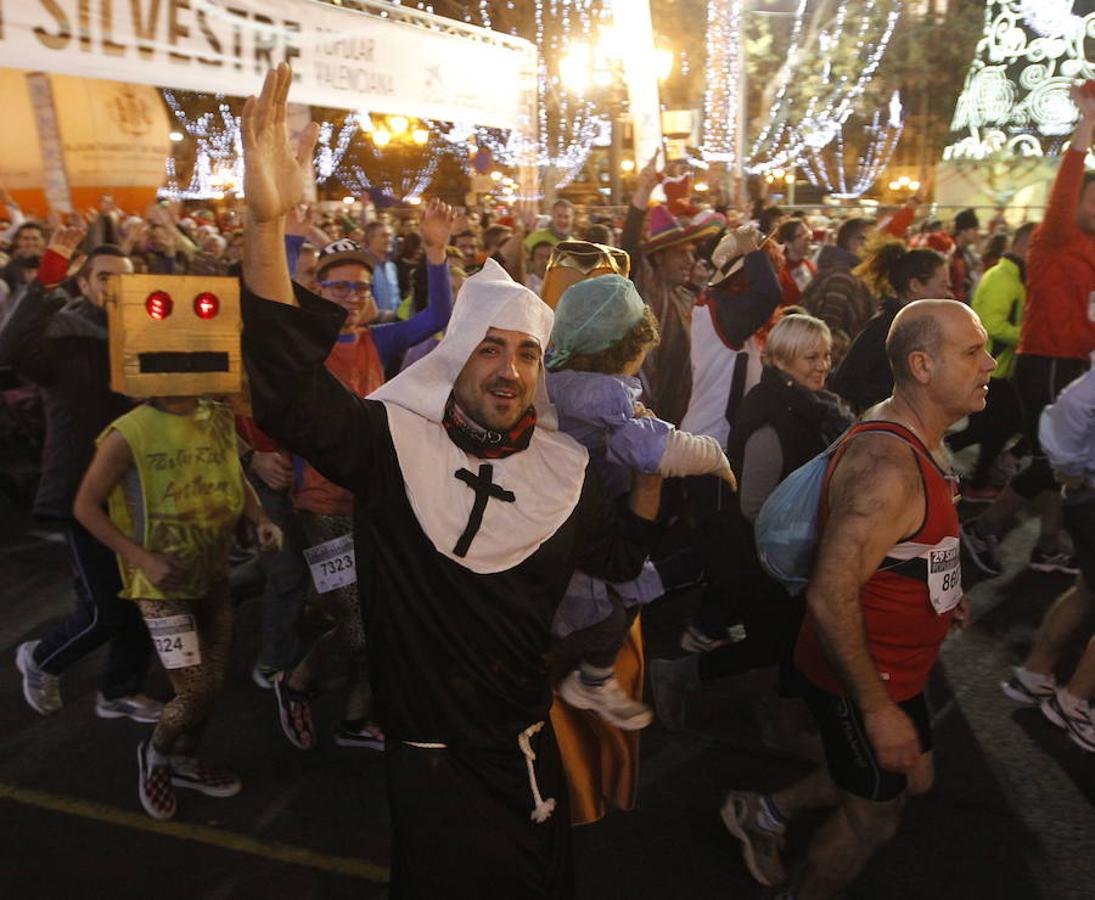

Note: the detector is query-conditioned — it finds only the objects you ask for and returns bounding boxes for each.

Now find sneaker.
[251,663,280,690]
[558,672,653,731]
[720,790,787,887]
[960,522,1002,577]
[334,722,386,750]
[170,758,242,797]
[95,693,163,723]
[273,672,316,750]
[137,741,176,820]
[15,641,62,716]
[1040,690,1095,753]
[1000,668,1056,706]
[1029,547,1081,575]
[649,656,697,733]
[679,624,731,654]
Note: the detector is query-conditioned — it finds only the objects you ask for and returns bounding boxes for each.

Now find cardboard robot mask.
[106,274,242,398]
[539,241,630,310]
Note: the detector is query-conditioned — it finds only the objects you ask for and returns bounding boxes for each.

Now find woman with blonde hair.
[651,313,853,732]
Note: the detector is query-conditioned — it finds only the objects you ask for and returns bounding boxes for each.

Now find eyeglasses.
[319,280,373,299]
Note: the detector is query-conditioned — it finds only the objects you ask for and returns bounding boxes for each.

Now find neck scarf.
[442,393,537,459]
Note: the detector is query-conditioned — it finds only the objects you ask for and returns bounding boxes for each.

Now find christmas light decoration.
[428,0,610,192]
[160,90,244,200]
[801,91,905,198]
[701,0,744,165]
[944,0,1094,162]
[746,0,903,176]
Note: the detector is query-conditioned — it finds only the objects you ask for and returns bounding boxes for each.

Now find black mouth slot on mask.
[138,352,230,373]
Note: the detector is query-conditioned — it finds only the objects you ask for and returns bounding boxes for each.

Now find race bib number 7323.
[303,533,357,594]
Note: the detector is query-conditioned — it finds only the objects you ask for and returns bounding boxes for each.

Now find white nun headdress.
[369,259,588,574]
[370,259,559,429]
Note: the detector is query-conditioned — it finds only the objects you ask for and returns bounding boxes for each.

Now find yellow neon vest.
[103,400,244,600]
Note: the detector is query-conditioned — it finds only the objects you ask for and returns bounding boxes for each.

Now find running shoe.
[95,693,163,723]
[251,663,280,690]
[334,722,386,750]
[170,758,242,797]
[16,640,62,716]
[1040,689,1095,753]
[1028,547,1080,576]
[720,790,787,887]
[273,672,316,750]
[999,668,1056,706]
[960,522,1003,577]
[137,741,176,820]
[559,672,653,731]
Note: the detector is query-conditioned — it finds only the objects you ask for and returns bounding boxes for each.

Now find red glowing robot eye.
[193,292,220,319]
[145,291,173,320]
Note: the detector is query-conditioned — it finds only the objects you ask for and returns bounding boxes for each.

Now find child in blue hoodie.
[547,274,734,729]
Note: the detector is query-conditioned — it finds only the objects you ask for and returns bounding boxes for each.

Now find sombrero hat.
[642,204,723,255]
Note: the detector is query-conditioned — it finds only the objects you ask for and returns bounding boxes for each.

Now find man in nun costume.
[239,65,663,898]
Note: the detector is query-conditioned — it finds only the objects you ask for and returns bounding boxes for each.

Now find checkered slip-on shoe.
[274,672,316,750]
[137,741,176,820]
[171,760,242,798]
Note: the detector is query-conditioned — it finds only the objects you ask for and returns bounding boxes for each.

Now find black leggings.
[1010,355,1089,501]
[946,377,1023,488]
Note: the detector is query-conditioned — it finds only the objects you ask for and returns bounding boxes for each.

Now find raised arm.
[240,64,379,493]
[621,152,660,268]
[1038,85,1095,247]
[241,65,319,307]
[806,434,924,771]
[370,198,456,364]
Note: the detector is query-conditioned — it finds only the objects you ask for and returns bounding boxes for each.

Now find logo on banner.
[107,88,156,138]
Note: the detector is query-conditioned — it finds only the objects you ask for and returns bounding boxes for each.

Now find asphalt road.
[1,489,1093,899]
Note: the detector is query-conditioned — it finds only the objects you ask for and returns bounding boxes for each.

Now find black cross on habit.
[453,464,516,558]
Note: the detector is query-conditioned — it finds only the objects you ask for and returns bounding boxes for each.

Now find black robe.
[241,281,660,898]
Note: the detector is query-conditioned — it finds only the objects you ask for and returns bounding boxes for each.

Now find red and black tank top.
[794,421,961,702]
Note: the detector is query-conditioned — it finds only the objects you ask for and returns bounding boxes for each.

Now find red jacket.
[1019,149,1095,360]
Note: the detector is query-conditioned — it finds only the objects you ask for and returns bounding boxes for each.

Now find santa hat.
[663,173,698,218]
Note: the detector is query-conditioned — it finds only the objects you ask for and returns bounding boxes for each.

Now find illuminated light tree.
[702,0,744,172]
[944,0,1094,163]
[745,0,903,176]
[801,90,905,198]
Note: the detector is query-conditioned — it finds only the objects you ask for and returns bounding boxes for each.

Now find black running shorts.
[801,678,932,802]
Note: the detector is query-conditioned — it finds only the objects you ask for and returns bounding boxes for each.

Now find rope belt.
[403,720,557,824]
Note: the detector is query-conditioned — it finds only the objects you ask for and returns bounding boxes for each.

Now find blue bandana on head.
[547,274,646,369]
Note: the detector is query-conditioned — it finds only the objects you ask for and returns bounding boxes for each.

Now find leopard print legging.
[137,581,232,757]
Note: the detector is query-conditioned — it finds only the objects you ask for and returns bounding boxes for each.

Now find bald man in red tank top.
[720,300,996,899]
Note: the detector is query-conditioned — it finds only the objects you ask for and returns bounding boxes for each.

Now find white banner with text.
[0,0,536,130]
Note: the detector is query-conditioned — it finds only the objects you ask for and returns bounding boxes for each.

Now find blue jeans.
[33,521,151,699]
[249,474,309,672]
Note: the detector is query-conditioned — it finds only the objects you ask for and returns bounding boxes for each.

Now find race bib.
[927,537,962,615]
[147,614,201,670]
[303,533,357,594]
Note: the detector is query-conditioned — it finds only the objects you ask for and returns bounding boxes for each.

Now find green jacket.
[971,255,1025,379]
